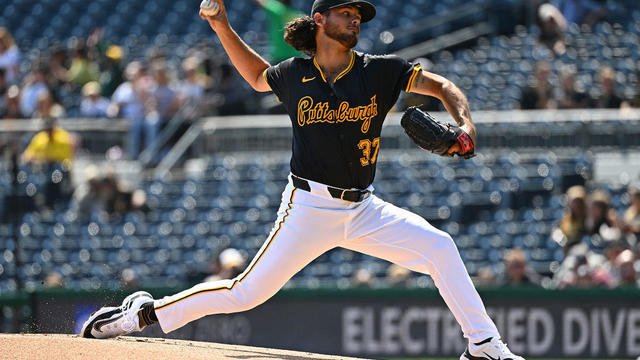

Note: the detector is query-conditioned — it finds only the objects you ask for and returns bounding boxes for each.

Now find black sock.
[474,337,493,346]
[138,302,158,327]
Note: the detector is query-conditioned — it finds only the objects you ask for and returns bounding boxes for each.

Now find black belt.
[291,175,371,203]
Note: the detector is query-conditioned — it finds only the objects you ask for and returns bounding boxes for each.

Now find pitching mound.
[0,334,368,360]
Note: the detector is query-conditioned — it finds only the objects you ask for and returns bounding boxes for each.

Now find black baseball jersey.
[265,50,421,189]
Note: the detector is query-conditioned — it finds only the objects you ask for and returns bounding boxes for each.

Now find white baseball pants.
[153,174,499,343]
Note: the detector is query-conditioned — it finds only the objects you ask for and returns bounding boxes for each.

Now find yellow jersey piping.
[154,188,297,311]
[405,64,422,92]
[313,50,355,83]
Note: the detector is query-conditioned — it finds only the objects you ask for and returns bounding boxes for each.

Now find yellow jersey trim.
[154,188,298,311]
[313,50,355,83]
[405,64,422,92]
[313,57,328,83]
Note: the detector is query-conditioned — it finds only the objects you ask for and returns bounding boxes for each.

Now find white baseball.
[200,0,220,16]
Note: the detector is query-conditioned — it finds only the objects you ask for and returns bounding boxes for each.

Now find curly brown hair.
[284,16,318,57]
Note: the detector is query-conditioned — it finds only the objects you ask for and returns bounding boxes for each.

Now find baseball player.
[82,1,524,359]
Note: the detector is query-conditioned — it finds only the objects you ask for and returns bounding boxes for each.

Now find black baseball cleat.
[81,291,154,339]
[460,337,525,360]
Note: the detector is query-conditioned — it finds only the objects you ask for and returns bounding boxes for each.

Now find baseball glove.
[400,106,475,159]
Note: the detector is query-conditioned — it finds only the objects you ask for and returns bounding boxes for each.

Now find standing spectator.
[553,185,588,252]
[22,118,75,210]
[147,63,180,149]
[588,189,621,242]
[80,81,110,117]
[177,57,206,113]
[1,85,24,119]
[553,0,607,26]
[536,3,567,56]
[108,61,150,159]
[0,28,21,84]
[46,44,70,91]
[67,41,100,88]
[100,45,125,98]
[591,66,626,109]
[519,61,555,109]
[254,0,304,63]
[557,65,589,109]
[622,186,640,238]
[22,118,74,165]
[20,66,50,117]
[501,248,540,286]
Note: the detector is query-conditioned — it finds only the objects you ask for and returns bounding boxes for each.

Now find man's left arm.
[408,70,476,148]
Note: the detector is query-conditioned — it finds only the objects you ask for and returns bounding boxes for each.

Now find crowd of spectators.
[0,26,254,161]
[519,61,632,110]
[550,184,640,288]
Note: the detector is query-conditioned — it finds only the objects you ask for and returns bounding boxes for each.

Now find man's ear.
[313,12,325,26]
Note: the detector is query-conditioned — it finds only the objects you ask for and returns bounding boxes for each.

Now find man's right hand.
[199,0,229,32]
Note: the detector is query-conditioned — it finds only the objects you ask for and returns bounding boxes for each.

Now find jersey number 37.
[358,137,381,167]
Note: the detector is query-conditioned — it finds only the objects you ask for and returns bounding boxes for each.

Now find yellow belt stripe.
[154,188,297,311]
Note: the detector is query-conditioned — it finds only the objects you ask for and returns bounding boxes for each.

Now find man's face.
[323,6,361,49]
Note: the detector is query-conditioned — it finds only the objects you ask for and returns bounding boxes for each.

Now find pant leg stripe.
[154,188,297,311]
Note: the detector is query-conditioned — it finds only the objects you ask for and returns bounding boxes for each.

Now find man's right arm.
[200,1,272,92]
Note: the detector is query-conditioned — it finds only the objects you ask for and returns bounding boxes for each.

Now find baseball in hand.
[200,0,220,16]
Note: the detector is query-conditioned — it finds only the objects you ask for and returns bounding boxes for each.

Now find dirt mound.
[0,334,368,360]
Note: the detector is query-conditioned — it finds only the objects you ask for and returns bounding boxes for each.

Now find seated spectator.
[204,248,247,282]
[1,85,24,119]
[519,61,555,110]
[557,65,589,109]
[591,66,627,109]
[554,0,607,26]
[99,175,149,220]
[351,268,375,288]
[67,41,100,88]
[20,66,49,117]
[43,271,65,288]
[120,268,140,289]
[611,249,637,287]
[80,81,109,117]
[622,186,640,238]
[536,3,567,56]
[0,27,21,84]
[386,264,411,288]
[588,189,621,242]
[552,185,588,252]
[33,91,65,119]
[476,266,498,287]
[501,248,540,286]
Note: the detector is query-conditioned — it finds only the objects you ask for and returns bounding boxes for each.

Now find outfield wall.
[2,287,639,359]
